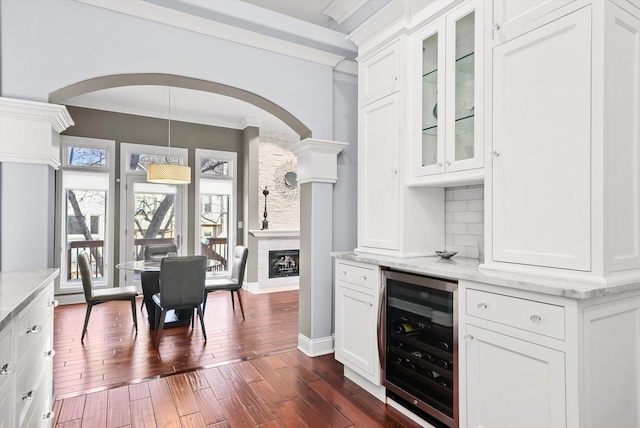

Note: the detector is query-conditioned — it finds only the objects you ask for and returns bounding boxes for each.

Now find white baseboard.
[297,333,334,357]
[54,293,86,305]
[343,366,386,402]
[245,281,299,294]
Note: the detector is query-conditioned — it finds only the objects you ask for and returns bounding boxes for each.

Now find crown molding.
[290,138,348,184]
[347,0,411,47]
[0,97,74,133]
[322,0,368,25]
[77,0,347,68]
[335,59,358,75]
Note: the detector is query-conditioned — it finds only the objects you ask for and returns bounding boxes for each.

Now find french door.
[121,175,187,287]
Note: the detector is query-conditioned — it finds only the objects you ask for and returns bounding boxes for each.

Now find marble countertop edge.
[0,268,60,331]
[332,252,640,300]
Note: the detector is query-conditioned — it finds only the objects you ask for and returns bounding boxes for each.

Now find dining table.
[116,258,220,329]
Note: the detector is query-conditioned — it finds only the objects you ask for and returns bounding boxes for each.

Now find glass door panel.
[454,11,475,162]
[422,32,440,168]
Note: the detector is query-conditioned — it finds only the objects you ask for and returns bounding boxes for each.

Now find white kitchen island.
[0,269,59,427]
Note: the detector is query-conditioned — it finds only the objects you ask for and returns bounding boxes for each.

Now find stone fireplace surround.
[247,230,300,293]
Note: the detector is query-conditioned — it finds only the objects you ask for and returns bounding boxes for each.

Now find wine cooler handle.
[377,278,386,372]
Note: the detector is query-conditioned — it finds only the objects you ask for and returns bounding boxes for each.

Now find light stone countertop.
[332,252,640,300]
[0,269,59,331]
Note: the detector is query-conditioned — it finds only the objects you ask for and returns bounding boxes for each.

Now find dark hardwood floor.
[53,289,419,427]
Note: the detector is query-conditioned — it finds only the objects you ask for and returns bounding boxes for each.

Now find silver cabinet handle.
[26,325,42,334]
[44,349,56,358]
[444,160,451,167]
[22,390,37,400]
[436,162,443,167]
[360,275,367,281]
[340,271,347,276]
[530,315,542,323]
[0,363,15,375]
[43,412,55,420]
[47,300,59,308]
[391,75,398,81]
[477,302,488,309]
[391,169,398,175]
[492,151,501,157]
[368,302,373,308]
[464,334,474,342]
[493,22,501,31]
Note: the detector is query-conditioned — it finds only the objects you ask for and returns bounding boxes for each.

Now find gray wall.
[63,106,245,281]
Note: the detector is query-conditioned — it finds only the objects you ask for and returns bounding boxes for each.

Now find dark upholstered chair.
[204,246,248,319]
[140,243,178,314]
[152,256,207,347]
[79,252,138,341]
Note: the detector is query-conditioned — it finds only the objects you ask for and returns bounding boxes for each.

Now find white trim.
[0,97,74,133]
[248,230,300,239]
[77,0,347,68]
[297,333,335,357]
[343,366,386,402]
[323,0,369,25]
[335,59,359,75]
[289,138,348,185]
[244,281,299,294]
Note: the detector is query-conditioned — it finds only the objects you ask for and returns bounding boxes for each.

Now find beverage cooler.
[379,270,458,428]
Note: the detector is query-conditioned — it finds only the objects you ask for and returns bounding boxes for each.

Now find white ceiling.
[63,0,372,135]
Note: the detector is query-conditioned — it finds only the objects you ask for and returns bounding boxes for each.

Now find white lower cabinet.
[334,260,382,396]
[461,280,640,427]
[465,325,566,428]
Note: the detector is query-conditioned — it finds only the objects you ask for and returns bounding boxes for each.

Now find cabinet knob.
[464,334,474,342]
[360,275,367,281]
[493,22,501,31]
[47,299,59,308]
[341,271,347,276]
[530,314,542,323]
[444,160,450,167]
[42,412,55,420]
[477,302,488,309]
[0,363,15,375]
[26,325,42,334]
[492,151,500,158]
[368,302,373,307]
[22,390,37,400]
[391,75,398,81]
[436,162,443,167]
[44,349,56,358]
[391,169,398,174]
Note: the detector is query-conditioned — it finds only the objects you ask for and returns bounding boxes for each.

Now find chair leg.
[197,305,207,342]
[234,290,245,320]
[230,291,235,310]
[81,304,93,341]
[140,299,145,313]
[130,298,138,333]
[156,309,166,348]
[202,291,209,315]
[191,308,195,329]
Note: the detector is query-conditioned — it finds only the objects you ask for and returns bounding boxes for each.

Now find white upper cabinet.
[491,7,592,271]
[491,0,576,45]
[359,40,400,105]
[410,1,484,187]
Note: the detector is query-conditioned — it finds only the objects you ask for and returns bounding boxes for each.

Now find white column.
[290,138,347,356]
[0,97,74,270]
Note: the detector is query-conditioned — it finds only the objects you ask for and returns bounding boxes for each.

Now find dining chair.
[140,243,178,313]
[152,255,208,347]
[78,252,139,341]
[203,246,249,319]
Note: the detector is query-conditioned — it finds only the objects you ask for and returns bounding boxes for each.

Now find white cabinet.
[465,325,566,428]
[487,1,640,279]
[0,281,56,428]
[356,37,445,257]
[410,1,484,186]
[491,0,575,45]
[461,280,640,427]
[491,7,591,271]
[334,260,382,393]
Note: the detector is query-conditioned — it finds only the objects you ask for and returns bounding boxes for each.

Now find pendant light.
[147,87,191,184]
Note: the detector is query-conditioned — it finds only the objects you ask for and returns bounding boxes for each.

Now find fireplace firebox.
[269,250,299,278]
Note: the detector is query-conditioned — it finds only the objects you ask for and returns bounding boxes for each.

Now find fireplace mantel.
[249,230,300,239]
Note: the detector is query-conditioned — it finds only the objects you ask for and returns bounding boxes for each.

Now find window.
[58,137,115,293]
[195,149,237,274]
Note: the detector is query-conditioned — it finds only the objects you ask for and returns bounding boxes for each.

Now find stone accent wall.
[258,131,300,230]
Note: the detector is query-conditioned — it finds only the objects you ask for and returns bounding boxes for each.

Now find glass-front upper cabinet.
[411,0,483,185]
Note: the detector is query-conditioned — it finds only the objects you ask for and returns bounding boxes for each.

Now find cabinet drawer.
[0,379,13,428]
[336,262,378,291]
[0,323,14,391]
[16,287,54,359]
[466,289,565,340]
[16,331,52,427]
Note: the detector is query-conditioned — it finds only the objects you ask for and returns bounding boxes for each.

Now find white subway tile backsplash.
[446,200,468,212]
[445,185,484,261]
[453,211,484,224]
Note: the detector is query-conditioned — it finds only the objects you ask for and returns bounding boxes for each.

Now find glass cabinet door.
[418,21,446,175]
[450,10,476,164]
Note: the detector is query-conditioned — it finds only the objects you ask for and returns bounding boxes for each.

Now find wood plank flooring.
[52,289,420,427]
